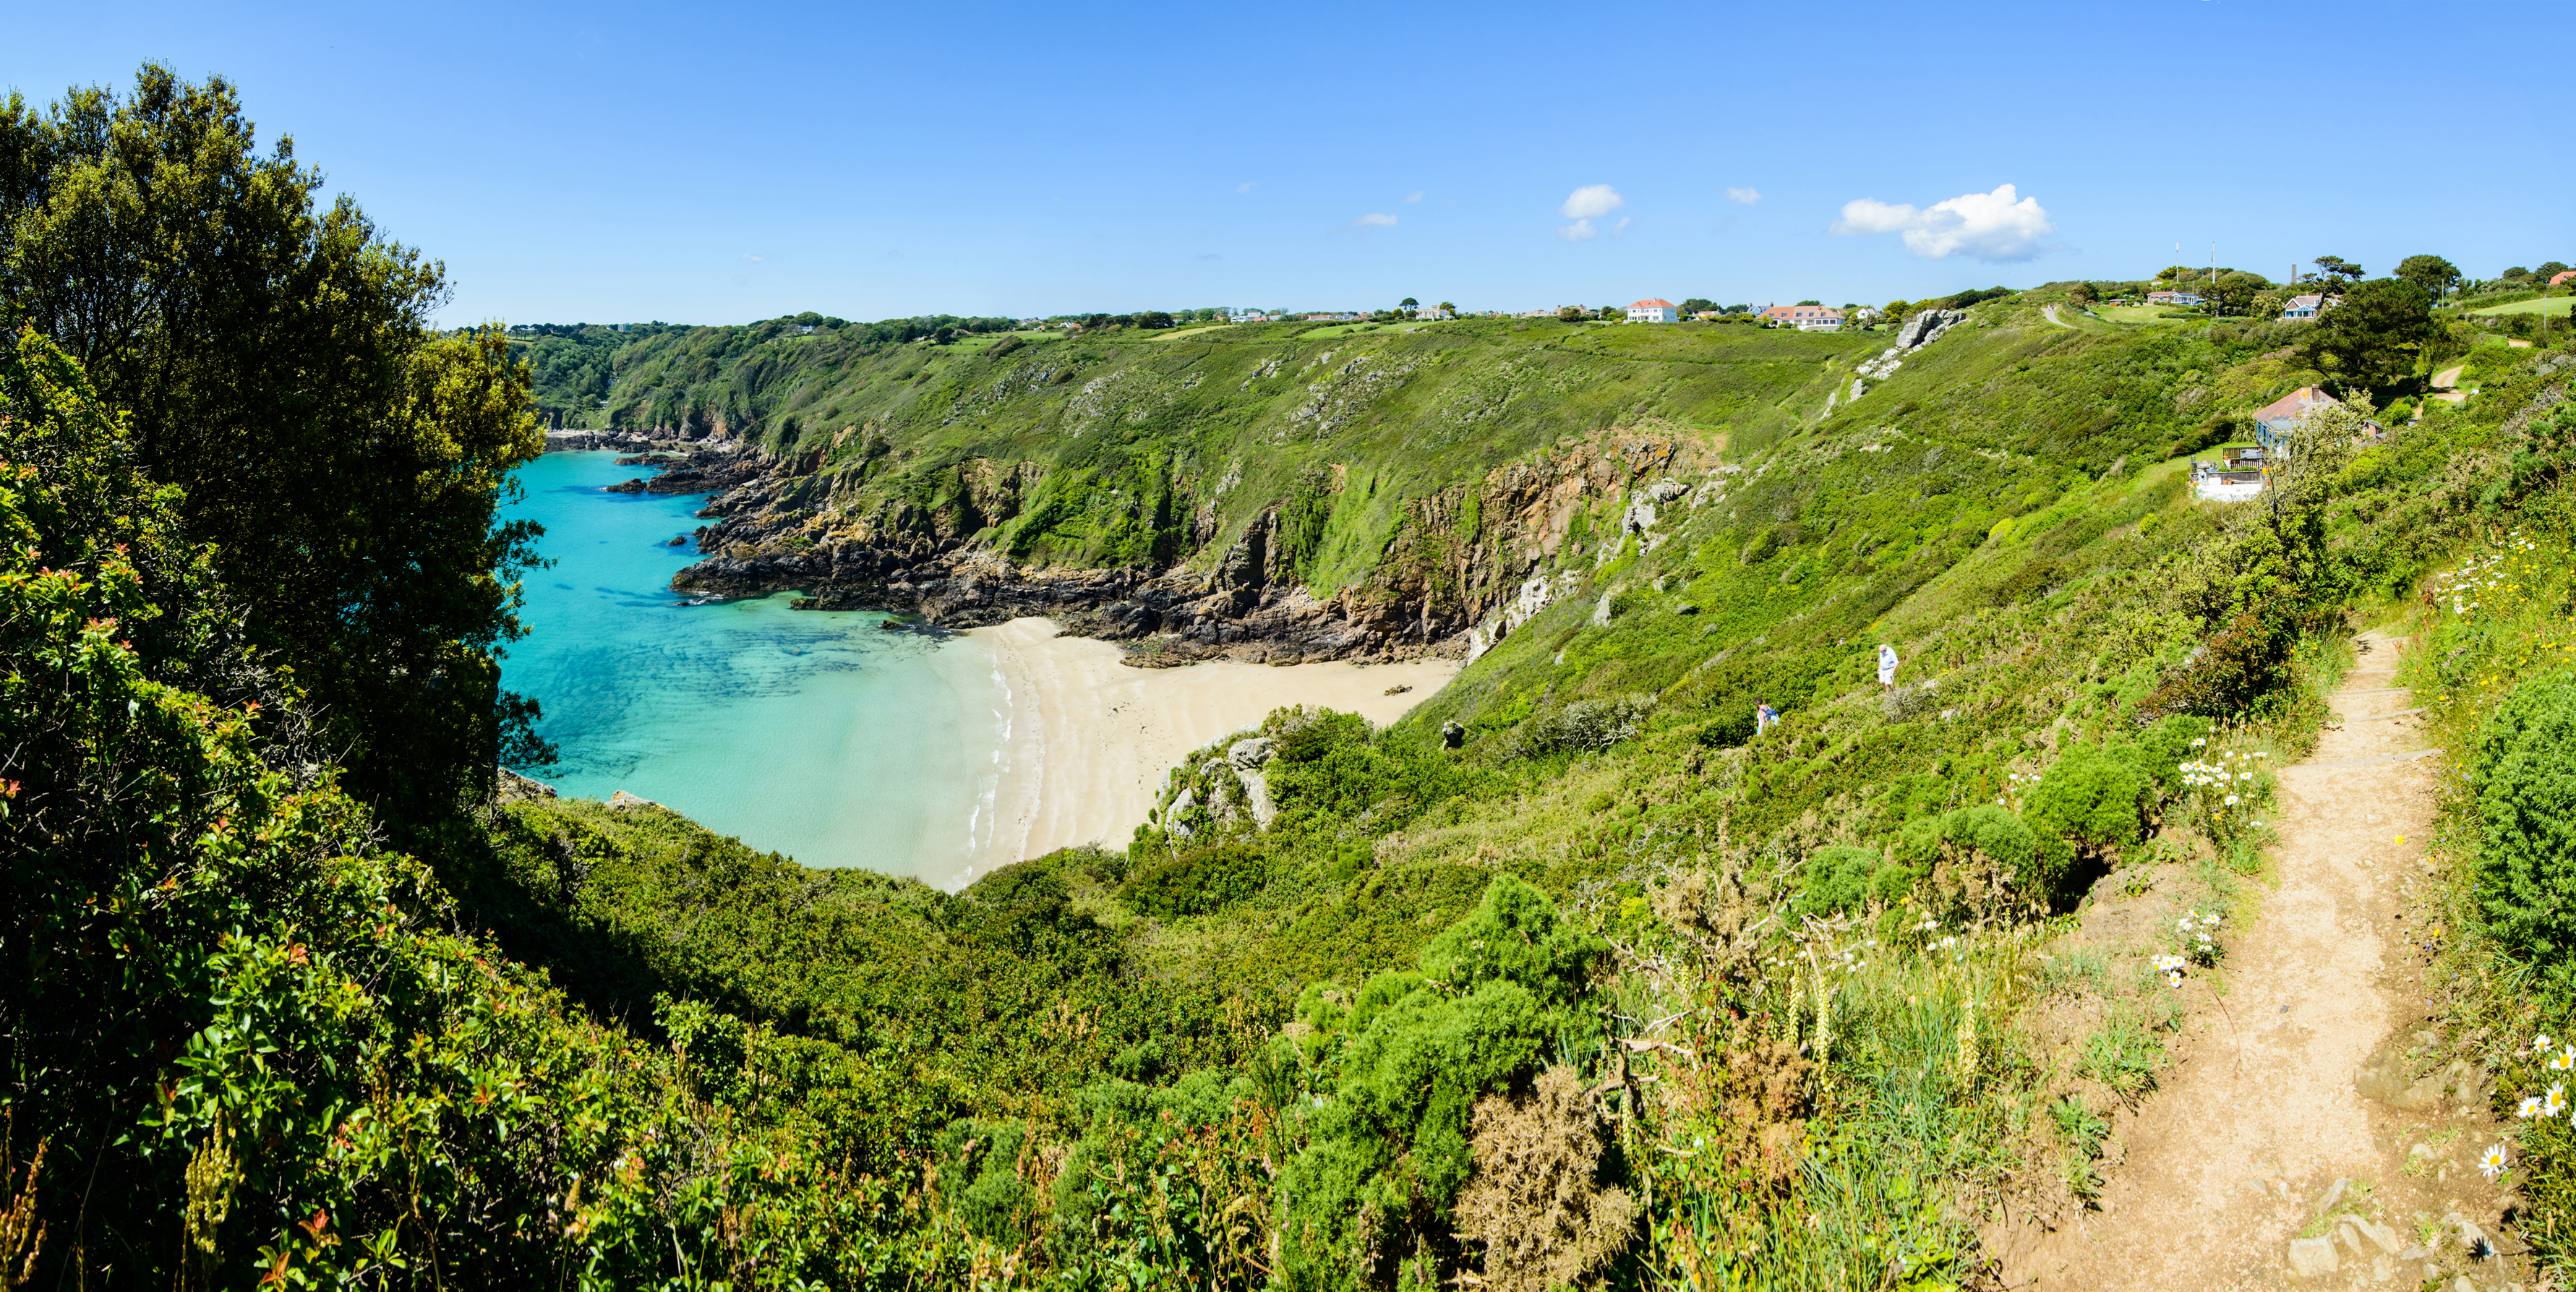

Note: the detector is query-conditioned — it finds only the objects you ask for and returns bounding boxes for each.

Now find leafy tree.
[2503,266,2534,282]
[1883,298,1914,320]
[2395,254,2462,300]
[1680,297,1716,315]
[0,65,547,829]
[1437,301,1456,316]
[1398,296,1419,309]
[2314,254,2364,283]
[2208,271,2271,317]
[2540,261,2571,280]
[1796,299,1823,307]
[2157,265,2191,283]
[2300,277,2437,390]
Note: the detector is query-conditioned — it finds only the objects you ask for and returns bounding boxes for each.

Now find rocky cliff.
[667,427,1726,666]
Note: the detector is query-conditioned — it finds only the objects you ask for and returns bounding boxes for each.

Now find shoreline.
[945,617,1459,888]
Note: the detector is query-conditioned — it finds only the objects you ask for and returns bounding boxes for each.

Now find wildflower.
[2548,1084,2568,1118]
[2552,1047,2574,1073]
[2225,794,2240,805]
[2521,1095,2545,1119]
[2480,1144,2509,1179]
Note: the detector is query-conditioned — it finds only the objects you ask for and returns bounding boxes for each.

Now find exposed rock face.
[1895,307,1968,351]
[665,427,1719,667]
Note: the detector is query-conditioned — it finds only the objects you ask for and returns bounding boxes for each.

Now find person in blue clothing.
[1754,698,1780,735]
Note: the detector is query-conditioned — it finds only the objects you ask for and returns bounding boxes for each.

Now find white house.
[2280,294,2327,320]
[1627,299,1680,323]
[1416,306,1455,320]
[1760,304,1844,331]
[2146,290,2204,307]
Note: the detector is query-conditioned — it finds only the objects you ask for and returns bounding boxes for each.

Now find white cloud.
[740,252,766,262]
[1403,189,1425,203]
[1725,187,1761,205]
[1559,184,1624,218]
[1351,212,1399,228]
[1831,183,2056,261]
[1558,218,1599,242]
[1236,181,1257,194]
[1613,216,1632,238]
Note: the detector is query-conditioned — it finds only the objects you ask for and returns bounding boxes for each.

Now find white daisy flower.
[2480,1143,2509,1179]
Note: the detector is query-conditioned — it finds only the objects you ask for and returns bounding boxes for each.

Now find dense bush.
[2024,745,2150,859]
[1272,877,1608,1288]
[1892,805,2044,910]
[1796,845,1889,916]
[1123,841,1270,917]
[2473,670,2576,984]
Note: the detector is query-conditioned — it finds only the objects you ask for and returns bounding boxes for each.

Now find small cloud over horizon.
[1558,184,1622,241]
[1403,190,1425,203]
[1725,187,1761,205]
[740,252,766,262]
[1349,212,1399,229]
[1831,183,2056,261]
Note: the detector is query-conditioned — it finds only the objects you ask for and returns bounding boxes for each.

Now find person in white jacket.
[1878,643,1899,690]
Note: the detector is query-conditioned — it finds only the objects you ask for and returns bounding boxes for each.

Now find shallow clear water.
[499,451,1001,885]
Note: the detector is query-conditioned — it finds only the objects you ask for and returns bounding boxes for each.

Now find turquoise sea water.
[500,451,1001,885]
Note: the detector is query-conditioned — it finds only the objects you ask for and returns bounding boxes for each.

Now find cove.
[498,450,1004,886]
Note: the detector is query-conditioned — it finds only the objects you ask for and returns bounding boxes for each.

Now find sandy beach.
[945,617,1458,887]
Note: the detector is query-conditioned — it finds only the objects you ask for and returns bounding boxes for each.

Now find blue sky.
[12,1,2569,325]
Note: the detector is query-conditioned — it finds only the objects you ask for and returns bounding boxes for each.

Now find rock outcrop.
[662,427,1720,667]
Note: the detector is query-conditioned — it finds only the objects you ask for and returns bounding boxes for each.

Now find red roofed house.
[1626,298,1679,323]
[2252,385,2335,448]
[2553,270,2576,286]
[1760,303,1844,332]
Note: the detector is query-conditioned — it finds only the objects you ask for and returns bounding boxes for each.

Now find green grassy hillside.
[426,297,2576,1287]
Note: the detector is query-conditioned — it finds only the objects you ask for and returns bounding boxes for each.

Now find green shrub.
[936,1118,1034,1244]
[2473,670,2576,988]
[2024,745,2149,854]
[1122,841,1267,917]
[1272,877,1604,1288]
[1891,805,2047,907]
[1796,845,1886,916]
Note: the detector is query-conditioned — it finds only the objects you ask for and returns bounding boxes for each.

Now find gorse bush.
[2473,669,2576,982]
[1124,841,1269,916]
[1272,876,1609,1289]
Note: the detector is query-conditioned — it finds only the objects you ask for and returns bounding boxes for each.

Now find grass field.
[2467,295,2575,319]
[1291,319,1448,338]
[2094,304,2188,325]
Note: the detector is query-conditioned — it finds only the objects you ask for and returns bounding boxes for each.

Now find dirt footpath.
[2000,633,2521,1291]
